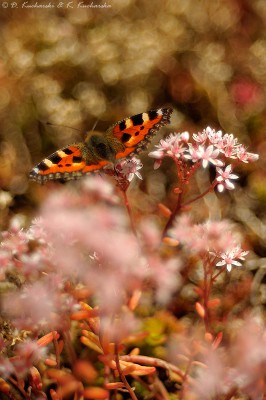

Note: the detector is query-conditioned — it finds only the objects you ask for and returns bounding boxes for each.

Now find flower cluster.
[168,318,266,400]
[103,156,143,192]
[171,216,248,272]
[0,217,51,279]
[149,126,259,192]
[0,176,182,332]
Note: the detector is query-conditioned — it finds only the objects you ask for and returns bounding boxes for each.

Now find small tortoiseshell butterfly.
[29,108,172,183]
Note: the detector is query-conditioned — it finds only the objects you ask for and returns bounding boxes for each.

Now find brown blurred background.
[0,0,265,241]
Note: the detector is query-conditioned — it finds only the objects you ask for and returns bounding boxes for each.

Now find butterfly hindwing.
[29,144,108,183]
[110,108,172,159]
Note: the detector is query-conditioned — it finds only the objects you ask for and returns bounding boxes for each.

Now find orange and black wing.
[29,144,108,184]
[109,108,172,159]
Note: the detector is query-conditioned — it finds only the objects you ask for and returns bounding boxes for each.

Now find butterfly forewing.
[111,108,172,159]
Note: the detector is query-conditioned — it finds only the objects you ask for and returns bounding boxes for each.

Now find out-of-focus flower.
[82,175,119,203]
[171,216,243,257]
[0,358,14,380]
[10,340,45,378]
[0,217,52,278]
[216,164,239,192]
[2,280,62,330]
[148,256,181,304]
[138,219,162,251]
[216,247,249,272]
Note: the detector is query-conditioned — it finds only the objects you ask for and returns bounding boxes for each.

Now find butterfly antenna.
[90,119,99,132]
[46,122,82,133]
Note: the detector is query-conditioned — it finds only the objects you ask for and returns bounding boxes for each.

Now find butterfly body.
[30,108,172,183]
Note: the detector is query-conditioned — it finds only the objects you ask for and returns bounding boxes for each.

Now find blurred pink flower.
[0,357,14,379]
[168,318,266,400]
[11,340,45,378]
[100,310,140,344]
[0,218,52,278]
[82,175,119,203]
[171,216,243,258]
[148,256,181,304]
[3,282,56,330]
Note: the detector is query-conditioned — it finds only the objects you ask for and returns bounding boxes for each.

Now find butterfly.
[29,108,173,183]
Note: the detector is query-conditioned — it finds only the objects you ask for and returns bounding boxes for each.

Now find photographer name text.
[1,1,111,9]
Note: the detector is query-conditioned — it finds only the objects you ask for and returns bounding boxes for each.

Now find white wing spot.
[142,113,149,122]
[57,150,67,158]
[44,158,54,167]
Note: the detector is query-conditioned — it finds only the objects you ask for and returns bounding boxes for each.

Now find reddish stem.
[212,265,227,282]
[115,344,138,400]
[202,261,210,332]
[182,180,217,208]
[7,377,30,400]
[121,190,137,236]
[179,357,192,400]
[162,171,217,238]
[63,329,77,365]
[162,191,183,238]
[53,331,61,368]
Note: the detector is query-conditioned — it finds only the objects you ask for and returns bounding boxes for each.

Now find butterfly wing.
[108,108,172,159]
[29,143,108,183]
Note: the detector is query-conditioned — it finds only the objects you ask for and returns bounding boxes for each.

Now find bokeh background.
[0,0,265,301]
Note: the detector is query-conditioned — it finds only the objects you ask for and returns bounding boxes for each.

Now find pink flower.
[149,133,186,161]
[185,144,223,168]
[205,126,223,145]
[220,134,239,158]
[216,164,239,192]
[149,127,258,178]
[115,157,143,182]
[180,131,190,142]
[216,247,249,272]
[192,130,208,144]
[236,145,259,163]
